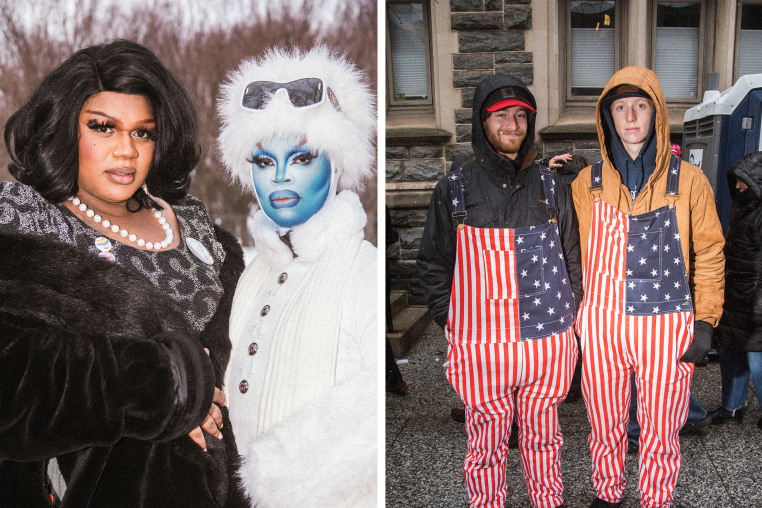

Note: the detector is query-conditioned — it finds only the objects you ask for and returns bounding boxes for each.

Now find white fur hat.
[217,46,376,193]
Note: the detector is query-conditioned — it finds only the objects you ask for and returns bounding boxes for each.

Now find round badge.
[94,236,112,252]
[186,237,214,265]
[98,251,116,262]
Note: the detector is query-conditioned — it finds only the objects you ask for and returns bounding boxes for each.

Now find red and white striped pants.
[577,306,694,507]
[447,328,577,508]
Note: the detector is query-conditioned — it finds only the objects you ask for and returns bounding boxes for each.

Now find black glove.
[680,320,713,363]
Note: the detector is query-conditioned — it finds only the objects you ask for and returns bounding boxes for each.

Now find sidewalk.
[386,322,762,507]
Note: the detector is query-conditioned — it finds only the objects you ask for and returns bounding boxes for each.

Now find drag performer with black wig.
[217,47,377,507]
[0,40,247,508]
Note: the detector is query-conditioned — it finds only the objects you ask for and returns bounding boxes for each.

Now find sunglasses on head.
[241,78,341,111]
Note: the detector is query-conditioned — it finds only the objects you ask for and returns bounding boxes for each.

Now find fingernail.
[218,432,223,440]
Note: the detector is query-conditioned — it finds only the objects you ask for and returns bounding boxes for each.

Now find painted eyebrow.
[83,110,155,125]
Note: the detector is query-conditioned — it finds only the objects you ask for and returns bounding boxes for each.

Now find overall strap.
[539,167,559,223]
[665,154,682,202]
[447,162,469,226]
[590,160,604,201]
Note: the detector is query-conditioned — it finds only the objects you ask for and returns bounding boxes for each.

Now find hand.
[680,320,713,363]
[188,349,226,450]
[548,153,573,169]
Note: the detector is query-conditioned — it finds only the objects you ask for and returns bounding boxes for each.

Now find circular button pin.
[278,272,288,284]
[239,380,249,393]
[248,342,258,355]
[260,305,270,317]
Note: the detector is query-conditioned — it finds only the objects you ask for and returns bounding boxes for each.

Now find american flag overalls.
[446,167,578,508]
[576,155,694,507]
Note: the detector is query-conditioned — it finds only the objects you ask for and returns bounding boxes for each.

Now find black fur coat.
[0,227,247,508]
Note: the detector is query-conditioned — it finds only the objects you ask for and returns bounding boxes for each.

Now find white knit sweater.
[227,191,377,507]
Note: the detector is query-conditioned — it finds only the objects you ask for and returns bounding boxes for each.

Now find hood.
[727,151,762,201]
[597,67,671,194]
[471,74,537,172]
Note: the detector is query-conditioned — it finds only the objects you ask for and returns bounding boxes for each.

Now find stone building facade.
[386,0,758,305]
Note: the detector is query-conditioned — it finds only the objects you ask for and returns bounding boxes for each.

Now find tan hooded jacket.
[571,66,725,326]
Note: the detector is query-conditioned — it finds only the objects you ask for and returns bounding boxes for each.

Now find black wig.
[3,39,200,209]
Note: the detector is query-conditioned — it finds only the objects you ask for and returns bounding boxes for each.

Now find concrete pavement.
[386,322,762,507]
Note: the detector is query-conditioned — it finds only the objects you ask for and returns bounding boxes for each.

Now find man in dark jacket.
[711,151,762,428]
[417,74,582,508]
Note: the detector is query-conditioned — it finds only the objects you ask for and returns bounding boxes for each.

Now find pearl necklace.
[69,196,174,251]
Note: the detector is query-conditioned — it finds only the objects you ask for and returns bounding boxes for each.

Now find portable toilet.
[683,74,762,229]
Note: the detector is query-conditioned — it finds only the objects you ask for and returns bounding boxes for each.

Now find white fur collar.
[249,191,367,269]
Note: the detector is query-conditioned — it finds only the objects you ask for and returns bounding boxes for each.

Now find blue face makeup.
[249,135,332,228]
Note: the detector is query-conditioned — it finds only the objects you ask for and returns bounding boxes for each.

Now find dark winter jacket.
[0,227,247,508]
[416,74,583,328]
[716,151,762,351]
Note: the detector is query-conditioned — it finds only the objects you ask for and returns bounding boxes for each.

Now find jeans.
[627,374,707,445]
[717,346,762,411]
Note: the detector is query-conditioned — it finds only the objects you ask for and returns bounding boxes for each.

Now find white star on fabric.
[560,316,565,323]
[562,278,567,285]
[547,307,555,315]
[565,302,571,309]
[627,244,634,252]
[651,269,658,277]
[674,257,680,265]
[664,269,670,276]
[639,257,647,265]
[641,294,649,301]
[675,233,680,240]
[628,305,635,312]
[652,244,658,251]
[685,294,691,300]
[552,266,558,274]
[557,291,562,299]
[534,297,541,306]
[665,293,671,300]
[665,219,670,226]
[540,232,547,240]
[674,281,681,288]
[664,245,670,252]
[641,233,648,240]
[559,252,565,260]
[653,282,660,289]
[537,323,545,331]
[594,176,601,183]
[532,255,538,263]
[517,236,524,244]
[676,304,683,311]
[549,240,555,248]
[653,306,660,313]
[628,282,635,289]
[534,280,541,288]
[544,282,551,290]
[627,269,633,276]
[542,257,547,264]
[452,198,459,207]
[672,169,678,175]
[523,312,530,320]
[530,225,535,230]
[521,270,528,277]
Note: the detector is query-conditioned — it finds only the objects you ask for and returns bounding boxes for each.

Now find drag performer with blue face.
[217,47,377,508]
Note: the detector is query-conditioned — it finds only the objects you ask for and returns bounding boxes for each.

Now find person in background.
[418,73,582,508]
[571,67,724,508]
[710,151,762,428]
[0,40,246,508]
[386,206,409,394]
[218,46,377,507]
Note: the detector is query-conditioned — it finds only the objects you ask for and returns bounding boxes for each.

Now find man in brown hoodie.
[571,67,725,508]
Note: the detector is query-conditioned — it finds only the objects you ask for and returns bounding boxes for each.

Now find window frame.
[649,0,711,103]
[563,0,627,104]
[385,0,435,111]
[734,0,762,81]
